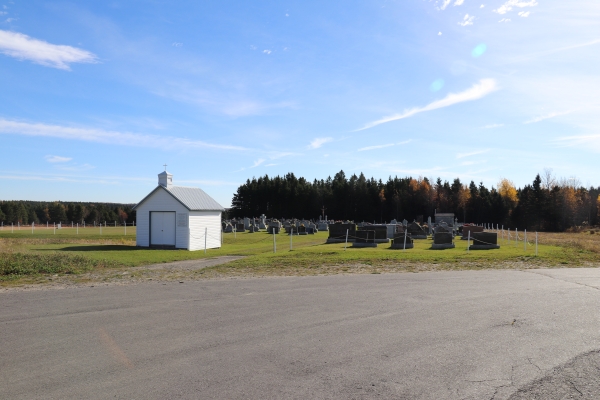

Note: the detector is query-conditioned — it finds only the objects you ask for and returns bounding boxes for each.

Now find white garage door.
[150,212,176,246]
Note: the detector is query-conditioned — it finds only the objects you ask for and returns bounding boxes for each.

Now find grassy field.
[1,226,600,285]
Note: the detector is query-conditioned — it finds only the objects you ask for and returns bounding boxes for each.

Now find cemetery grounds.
[1,225,600,288]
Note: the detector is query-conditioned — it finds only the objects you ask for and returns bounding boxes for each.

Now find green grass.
[1,229,599,284]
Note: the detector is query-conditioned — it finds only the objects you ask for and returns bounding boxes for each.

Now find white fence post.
[467,230,470,253]
[344,229,349,251]
[403,229,407,251]
[204,227,207,255]
[290,228,293,250]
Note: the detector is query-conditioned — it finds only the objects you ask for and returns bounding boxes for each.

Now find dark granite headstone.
[390,232,414,249]
[327,223,356,243]
[469,232,500,249]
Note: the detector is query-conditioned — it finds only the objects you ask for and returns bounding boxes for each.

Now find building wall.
[188,211,222,250]
[136,188,189,249]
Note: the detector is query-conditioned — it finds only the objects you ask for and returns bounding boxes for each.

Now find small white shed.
[133,171,224,251]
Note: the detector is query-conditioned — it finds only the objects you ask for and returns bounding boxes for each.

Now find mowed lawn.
[2,226,600,283]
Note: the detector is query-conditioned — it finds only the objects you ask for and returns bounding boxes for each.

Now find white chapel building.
[133,170,224,251]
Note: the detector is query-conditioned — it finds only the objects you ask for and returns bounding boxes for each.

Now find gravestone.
[223,223,233,233]
[235,223,245,233]
[390,219,398,225]
[469,232,500,250]
[267,226,280,234]
[390,232,414,249]
[461,225,484,240]
[427,216,432,235]
[352,230,377,248]
[431,232,455,249]
[407,222,427,239]
[402,219,408,227]
[358,225,390,243]
[306,227,316,234]
[327,223,356,243]
[243,218,250,230]
[248,224,259,233]
[317,222,329,231]
[297,225,307,235]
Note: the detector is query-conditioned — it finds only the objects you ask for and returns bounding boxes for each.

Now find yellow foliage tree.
[497,178,519,204]
[597,195,600,218]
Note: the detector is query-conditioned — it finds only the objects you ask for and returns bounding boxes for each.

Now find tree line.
[230,170,600,231]
[0,201,136,226]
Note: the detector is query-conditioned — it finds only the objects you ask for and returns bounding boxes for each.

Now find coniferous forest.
[231,170,600,231]
[0,201,136,226]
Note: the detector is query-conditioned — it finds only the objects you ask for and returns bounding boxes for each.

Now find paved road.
[2,269,600,399]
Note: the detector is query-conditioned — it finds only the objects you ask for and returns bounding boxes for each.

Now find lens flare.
[430,79,445,92]
[472,43,487,58]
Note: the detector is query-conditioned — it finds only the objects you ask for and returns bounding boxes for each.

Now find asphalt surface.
[2,268,600,399]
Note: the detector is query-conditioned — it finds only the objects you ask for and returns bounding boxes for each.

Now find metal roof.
[133,185,224,211]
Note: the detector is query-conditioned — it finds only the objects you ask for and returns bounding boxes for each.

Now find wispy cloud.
[494,0,538,15]
[56,163,95,171]
[553,134,600,153]
[524,111,571,124]
[234,158,266,172]
[44,155,72,163]
[358,143,395,152]
[499,18,511,23]
[437,0,451,10]
[454,0,464,5]
[456,149,490,159]
[0,30,97,70]
[0,119,248,151]
[459,14,475,26]
[518,11,530,17]
[356,79,498,131]
[308,137,333,149]
[482,124,504,129]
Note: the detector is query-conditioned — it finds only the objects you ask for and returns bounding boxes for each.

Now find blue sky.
[1,0,599,207]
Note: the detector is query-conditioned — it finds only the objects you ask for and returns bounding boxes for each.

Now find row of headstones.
[325,223,499,249]
[222,215,339,233]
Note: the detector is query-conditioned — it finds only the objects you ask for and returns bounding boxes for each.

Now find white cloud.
[454,0,465,5]
[480,4,485,8]
[459,14,475,26]
[172,42,183,47]
[358,143,395,152]
[438,0,451,10]
[518,11,530,17]
[263,49,271,54]
[494,0,538,15]
[308,137,333,149]
[0,11,6,15]
[44,155,72,163]
[524,111,571,124]
[0,30,98,70]
[0,119,248,151]
[251,159,265,168]
[499,18,511,22]
[482,123,504,129]
[438,32,442,36]
[456,149,490,159]
[553,134,600,153]
[357,79,498,131]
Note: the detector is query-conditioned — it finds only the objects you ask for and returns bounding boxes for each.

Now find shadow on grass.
[35,245,140,252]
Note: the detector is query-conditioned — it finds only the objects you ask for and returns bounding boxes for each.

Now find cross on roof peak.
[163,164,167,171]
